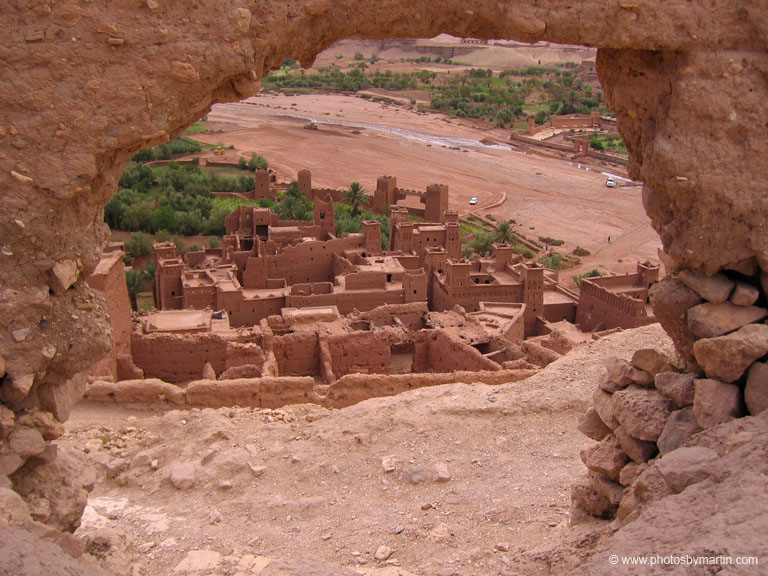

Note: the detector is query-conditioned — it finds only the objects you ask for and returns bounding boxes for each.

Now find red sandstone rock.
[592,389,619,430]
[168,462,196,490]
[617,466,672,524]
[693,324,768,382]
[37,374,87,423]
[630,348,675,378]
[687,301,767,338]
[693,379,742,429]
[618,461,647,487]
[677,270,734,303]
[0,405,15,439]
[657,408,702,455]
[201,362,217,380]
[11,448,94,532]
[8,427,46,459]
[612,386,674,442]
[597,357,633,392]
[577,408,611,441]
[583,435,629,482]
[50,260,79,295]
[655,446,718,494]
[613,425,658,463]
[731,282,760,306]
[654,371,696,408]
[648,277,702,361]
[589,472,625,508]
[571,475,617,519]
[745,361,768,415]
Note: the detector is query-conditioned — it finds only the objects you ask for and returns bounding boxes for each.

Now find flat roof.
[143,310,211,333]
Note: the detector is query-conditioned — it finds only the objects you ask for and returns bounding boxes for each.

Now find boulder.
[648,277,702,361]
[614,425,658,463]
[745,361,768,415]
[597,357,633,392]
[687,301,767,338]
[654,371,696,408]
[677,269,734,303]
[201,362,216,380]
[583,435,628,481]
[593,388,618,429]
[50,260,79,294]
[37,373,87,422]
[612,386,674,442]
[693,379,742,428]
[0,405,15,439]
[571,475,617,519]
[655,446,718,494]
[168,462,196,490]
[11,448,94,532]
[693,324,768,382]
[618,462,647,487]
[730,282,760,306]
[578,407,611,441]
[631,348,675,378]
[657,408,702,455]
[589,472,625,507]
[8,426,45,459]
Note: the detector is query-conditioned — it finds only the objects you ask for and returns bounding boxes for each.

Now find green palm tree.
[125,268,144,312]
[343,182,369,217]
[494,220,515,245]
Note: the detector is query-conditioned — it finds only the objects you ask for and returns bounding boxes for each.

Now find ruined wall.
[86,252,132,381]
[3,0,768,540]
[131,331,265,383]
[324,331,392,377]
[413,330,501,373]
[272,332,319,376]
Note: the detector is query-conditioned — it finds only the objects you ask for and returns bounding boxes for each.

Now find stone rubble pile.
[572,267,768,521]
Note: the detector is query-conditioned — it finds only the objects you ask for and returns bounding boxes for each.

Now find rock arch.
[1,0,766,528]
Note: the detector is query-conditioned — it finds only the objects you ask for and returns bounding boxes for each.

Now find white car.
[605,178,616,188]
[469,197,478,205]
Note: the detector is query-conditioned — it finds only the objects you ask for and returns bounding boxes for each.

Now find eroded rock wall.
[2,0,768,541]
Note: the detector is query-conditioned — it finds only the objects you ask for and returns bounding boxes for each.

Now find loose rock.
[693,324,768,382]
[745,362,768,415]
[693,379,742,428]
[613,386,674,442]
[654,372,696,408]
[687,301,767,338]
[657,408,702,455]
[678,269,734,303]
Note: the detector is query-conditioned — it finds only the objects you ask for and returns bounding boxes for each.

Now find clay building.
[86,249,133,381]
[575,261,659,331]
[425,244,581,334]
[372,175,450,221]
[388,206,462,265]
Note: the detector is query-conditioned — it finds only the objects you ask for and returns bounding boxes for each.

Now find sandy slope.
[60,325,673,576]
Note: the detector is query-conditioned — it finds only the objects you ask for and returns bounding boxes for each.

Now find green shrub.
[572,246,591,257]
[538,236,564,246]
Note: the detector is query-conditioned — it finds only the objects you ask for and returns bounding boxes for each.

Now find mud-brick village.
[1,2,767,575]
